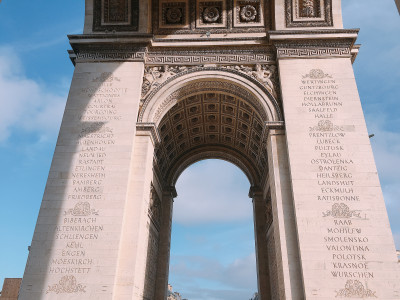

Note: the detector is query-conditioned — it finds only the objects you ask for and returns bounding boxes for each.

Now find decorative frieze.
[145,51,274,65]
[277,47,351,58]
[70,45,146,63]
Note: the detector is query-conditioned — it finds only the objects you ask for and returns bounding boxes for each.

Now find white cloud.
[170,253,257,300]
[174,159,252,224]
[0,46,66,143]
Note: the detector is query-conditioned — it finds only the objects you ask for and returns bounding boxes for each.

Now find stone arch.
[168,148,257,187]
[138,67,283,125]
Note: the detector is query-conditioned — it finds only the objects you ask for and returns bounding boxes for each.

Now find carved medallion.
[203,6,221,23]
[234,0,263,26]
[240,5,257,22]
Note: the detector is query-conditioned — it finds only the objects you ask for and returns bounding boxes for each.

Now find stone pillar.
[250,187,272,300]
[272,31,400,298]
[19,44,146,299]
[154,187,176,300]
[112,127,157,300]
[267,128,304,300]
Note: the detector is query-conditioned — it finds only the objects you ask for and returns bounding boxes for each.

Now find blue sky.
[0,1,399,299]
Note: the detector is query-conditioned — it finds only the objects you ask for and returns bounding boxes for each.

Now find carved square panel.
[196,0,227,28]
[233,0,264,27]
[160,1,189,28]
[286,0,333,27]
[93,0,139,31]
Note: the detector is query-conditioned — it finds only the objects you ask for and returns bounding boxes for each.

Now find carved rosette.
[240,5,257,22]
[203,6,220,23]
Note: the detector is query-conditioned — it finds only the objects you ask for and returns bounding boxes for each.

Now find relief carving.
[103,0,130,23]
[64,202,99,217]
[92,72,121,82]
[322,203,363,219]
[265,198,273,229]
[285,0,333,27]
[300,0,320,18]
[46,275,86,294]
[234,0,262,25]
[224,64,278,98]
[141,65,198,99]
[303,69,332,79]
[160,1,187,27]
[335,280,377,298]
[240,5,258,22]
[203,6,221,23]
[309,120,344,132]
[149,185,162,226]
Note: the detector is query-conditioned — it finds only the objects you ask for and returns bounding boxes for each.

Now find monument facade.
[18,0,400,299]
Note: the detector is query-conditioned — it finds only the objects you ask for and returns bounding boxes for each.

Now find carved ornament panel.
[153,0,268,34]
[233,0,264,27]
[197,1,227,28]
[160,0,189,28]
[286,0,333,27]
[93,0,139,31]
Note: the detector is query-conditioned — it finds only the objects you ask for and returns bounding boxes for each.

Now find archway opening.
[169,159,257,300]
[143,75,282,299]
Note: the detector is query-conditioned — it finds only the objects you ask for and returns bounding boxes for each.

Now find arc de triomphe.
[19,0,400,299]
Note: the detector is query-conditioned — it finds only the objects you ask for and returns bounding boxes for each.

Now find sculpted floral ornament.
[203,6,220,23]
[64,202,99,216]
[240,5,257,22]
[335,280,377,298]
[302,69,332,79]
[322,203,362,219]
[309,120,344,132]
[46,275,86,294]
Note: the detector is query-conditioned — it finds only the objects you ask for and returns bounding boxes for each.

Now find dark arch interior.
[154,92,269,186]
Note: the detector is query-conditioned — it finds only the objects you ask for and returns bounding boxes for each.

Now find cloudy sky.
[0,1,399,298]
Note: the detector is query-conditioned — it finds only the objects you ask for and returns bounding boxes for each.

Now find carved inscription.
[300,69,376,294]
[47,72,127,291]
